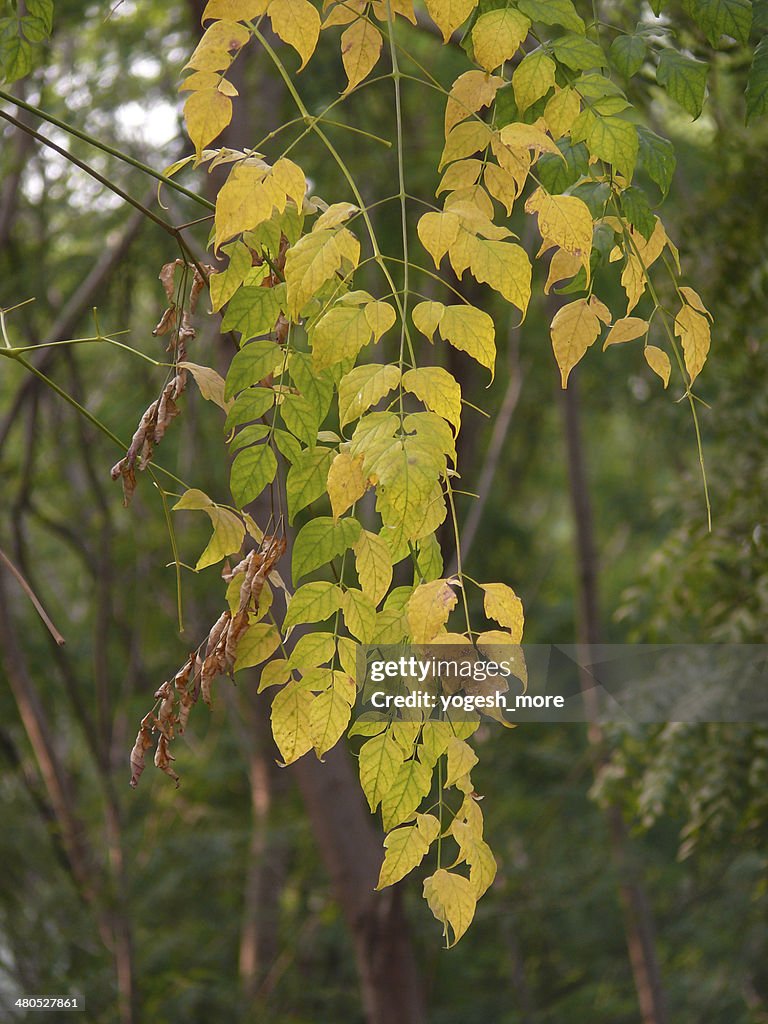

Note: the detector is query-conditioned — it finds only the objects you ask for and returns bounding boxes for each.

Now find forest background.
[0,0,767,1022]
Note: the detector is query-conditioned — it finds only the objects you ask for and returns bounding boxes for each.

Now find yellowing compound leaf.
[471,9,530,71]
[440,121,493,168]
[214,161,278,250]
[338,363,400,426]
[327,452,368,518]
[674,303,711,384]
[444,737,479,788]
[444,71,505,135]
[271,680,313,764]
[447,235,531,326]
[381,757,433,830]
[525,187,592,273]
[402,366,462,432]
[353,529,393,606]
[186,20,250,71]
[407,579,458,642]
[310,304,375,370]
[550,298,601,387]
[174,489,245,570]
[644,345,671,387]
[513,50,556,112]
[483,163,522,215]
[411,301,498,378]
[377,814,440,889]
[423,868,477,946]
[268,0,320,68]
[184,89,232,157]
[425,0,477,41]
[603,315,648,348]
[341,17,382,92]
[481,582,524,641]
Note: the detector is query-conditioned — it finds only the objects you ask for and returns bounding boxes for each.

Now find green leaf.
[225,341,284,400]
[286,446,334,522]
[518,0,585,32]
[224,388,274,432]
[747,38,768,123]
[283,581,342,629]
[551,33,606,71]
[570,179,611,218]
[584,114,638,181]
[288,351,333,423]
[610,34,647,78]
[230,444,278,507]
[620,186,655,240]
[1,33,33,82]
[292,516,361,582]
[690,0,751,45]
[220,285,283,342]
[341,587,377,642]
[656,50,708,119]
[536,139,589,193]
[636,126,676,197]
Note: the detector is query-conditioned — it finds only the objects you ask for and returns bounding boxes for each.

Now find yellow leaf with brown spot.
[407,579,458,642]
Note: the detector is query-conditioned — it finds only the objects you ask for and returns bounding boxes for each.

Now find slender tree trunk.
[560,370,668,1024]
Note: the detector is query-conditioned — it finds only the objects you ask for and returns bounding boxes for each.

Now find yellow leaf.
[186,20,251,71]
[209,240,252,311]
[402,366,462,432]
[202,0,267,20]
[544,248,581,294]
[268,0,321,69]
[678,286,712,319]
[180,70,238,95]
[359,731,405,811]
[444,70,504,136]
[513,50,556,113]
[425,0,477,41]
[322,0,365,26]
[497,122,561,158]
[451,821,497,897]
[341,17,382,92]
[448,233,531,324]
[644,345,671,387]
[269,157,307,208]
[364,300,397,342]
[525,187,593,273]
[196,509,243,569]
[353,529,393,606]
[550,298,601,388]
[326,452,368,518]
[543,85,581,139]
[338,363,400,426]
[589,295,612,325]
[381,759,433,832]
[603,315,648,348]
[438,159,484,195]
[184,89,232,157]
[342,587,377,642]
[235,622,282,670]
[423,868,477,946]
[285,227,360,317]
[407,579,458,643]
[309,685,352,756]
[214,160,279,250]
[482,164,520,215]
[471,8,530,71]
[271,680,314,764]
[178,361,232,411]
[311,304,375,370]
[313,201,358,230]
[417,211,461,268]
[377,814,440,889]
[481,582,524,641]
[413,300,498,377]
[411,300,444,340]
[674,303,711,384]
[444,183,496,221]
[370,0,416,22]
[444,737,479,788]
[440,121,493,168]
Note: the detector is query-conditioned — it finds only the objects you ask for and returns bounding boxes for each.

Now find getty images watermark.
[354,645,768,724]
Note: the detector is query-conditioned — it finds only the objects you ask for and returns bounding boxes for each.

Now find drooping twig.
[0,546,66,645]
